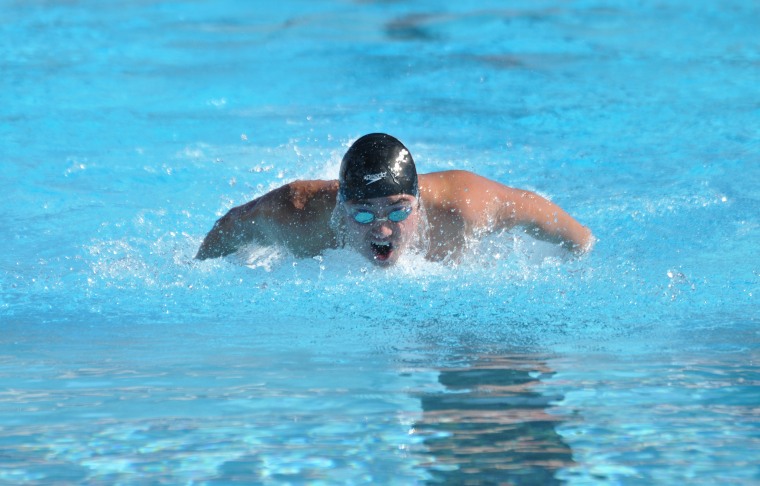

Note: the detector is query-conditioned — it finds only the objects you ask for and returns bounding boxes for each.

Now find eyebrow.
[353,198,410,209]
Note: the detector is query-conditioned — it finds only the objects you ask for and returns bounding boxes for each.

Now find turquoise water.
[2,0,759,484]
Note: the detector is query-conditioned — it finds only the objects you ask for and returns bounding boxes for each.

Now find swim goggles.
[351,206,412,224]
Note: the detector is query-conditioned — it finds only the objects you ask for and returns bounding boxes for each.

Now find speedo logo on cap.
[363,171,387,185]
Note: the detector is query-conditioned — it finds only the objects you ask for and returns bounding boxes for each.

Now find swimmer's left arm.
[502,189,594,253]
[454,171,593,254]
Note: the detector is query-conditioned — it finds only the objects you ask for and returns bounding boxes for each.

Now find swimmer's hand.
[196,201,261,260]
[195,228,237,260]
[576,232,596,255]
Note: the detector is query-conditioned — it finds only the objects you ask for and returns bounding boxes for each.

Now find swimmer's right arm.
[195,180,339,260]
[195,197,270,260]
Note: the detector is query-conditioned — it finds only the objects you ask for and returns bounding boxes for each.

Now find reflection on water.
[414,355,572,485]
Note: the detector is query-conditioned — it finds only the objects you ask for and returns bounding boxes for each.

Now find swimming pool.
[2,0,758,483]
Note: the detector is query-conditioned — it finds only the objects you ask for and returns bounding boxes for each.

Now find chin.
[372,256,397,266]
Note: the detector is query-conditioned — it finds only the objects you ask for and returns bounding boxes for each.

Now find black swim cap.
[338,133,418,202]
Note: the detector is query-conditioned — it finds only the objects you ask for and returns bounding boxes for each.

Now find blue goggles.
[351,206,412,225]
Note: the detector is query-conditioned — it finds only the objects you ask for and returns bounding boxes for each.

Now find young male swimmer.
[196,133,593,265]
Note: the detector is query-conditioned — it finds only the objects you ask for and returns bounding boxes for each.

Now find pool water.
[2,0,758,484]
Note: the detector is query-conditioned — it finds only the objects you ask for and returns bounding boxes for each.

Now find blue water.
[2,0,758,484]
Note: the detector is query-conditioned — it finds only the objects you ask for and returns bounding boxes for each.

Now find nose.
[370,221,393,238]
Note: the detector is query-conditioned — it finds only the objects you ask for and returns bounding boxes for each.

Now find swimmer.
[196,133,593,265]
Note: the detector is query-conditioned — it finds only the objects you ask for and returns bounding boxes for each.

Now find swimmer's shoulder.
[244,179,337,226]
[282,179,339,211]
[419,170,520,227]
[253,179,339,255]
[419,170,493,205]
[247,179,336,214]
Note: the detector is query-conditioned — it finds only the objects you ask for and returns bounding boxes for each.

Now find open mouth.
[370,241,393,261]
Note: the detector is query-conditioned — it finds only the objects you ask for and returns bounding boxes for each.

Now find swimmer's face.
[342,195,420,266]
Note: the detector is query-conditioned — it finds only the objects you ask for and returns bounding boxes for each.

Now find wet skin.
[342,195,420,266]
[195,170,594,263]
